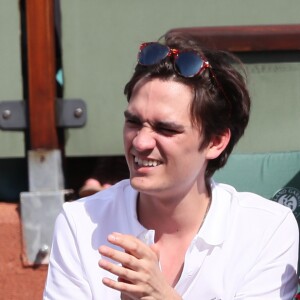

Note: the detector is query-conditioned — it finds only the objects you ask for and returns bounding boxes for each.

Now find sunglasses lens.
[139,43,170,65]
[175,52,204,77]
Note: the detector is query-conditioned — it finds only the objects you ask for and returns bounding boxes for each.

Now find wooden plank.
[26,0,58,149]
[168,24,300,52]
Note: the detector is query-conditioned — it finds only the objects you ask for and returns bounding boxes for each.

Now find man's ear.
[206,128,231,160]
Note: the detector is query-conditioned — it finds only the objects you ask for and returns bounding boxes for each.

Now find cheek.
[166,141,200,167]
[176,141,205,169]
[180,134,202,155]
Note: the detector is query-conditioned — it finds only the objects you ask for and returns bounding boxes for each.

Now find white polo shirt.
[43,179,299,300]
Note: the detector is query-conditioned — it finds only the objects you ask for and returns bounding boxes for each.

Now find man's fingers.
[101,274,144,298]
[99,256,144,284]
[150,243,160,260]
[99,245,138,269]
[120,293,132,300]
[107,232,157,260]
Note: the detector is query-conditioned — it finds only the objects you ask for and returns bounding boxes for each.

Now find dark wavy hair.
[124,32,251,179]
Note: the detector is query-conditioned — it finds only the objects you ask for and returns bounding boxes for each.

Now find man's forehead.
[131,77,194,101]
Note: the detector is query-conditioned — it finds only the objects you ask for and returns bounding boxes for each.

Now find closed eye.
[124,110,185,135]
[154,122,185,136]
[155,126,180,136]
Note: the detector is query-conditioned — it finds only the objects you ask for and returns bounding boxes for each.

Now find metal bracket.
[56,98,87,128]
[20,149,74,266]
[20,190,65,265]
[0,100,26,130]
[0,98,87,130]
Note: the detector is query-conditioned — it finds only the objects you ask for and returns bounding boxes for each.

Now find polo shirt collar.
[124,184,150,240]
[196,180,233,246]
[124,180,233,247]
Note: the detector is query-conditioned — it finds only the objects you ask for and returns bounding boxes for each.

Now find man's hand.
[98,232,182,300]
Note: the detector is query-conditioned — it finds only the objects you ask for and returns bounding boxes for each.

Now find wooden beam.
[168,24,300,52]
[26,0,58,149]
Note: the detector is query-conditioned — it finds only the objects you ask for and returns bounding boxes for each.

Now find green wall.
[60,0,300,156]
[1,1,300,157]
[0,0,24,158]
[239,61,300,153]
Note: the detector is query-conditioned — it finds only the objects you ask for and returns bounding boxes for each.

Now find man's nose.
[132,126,156,151]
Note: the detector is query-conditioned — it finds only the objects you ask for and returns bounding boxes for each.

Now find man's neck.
[137,183,211,238]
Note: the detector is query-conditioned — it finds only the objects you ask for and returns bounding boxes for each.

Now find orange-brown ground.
[0,202,47,300]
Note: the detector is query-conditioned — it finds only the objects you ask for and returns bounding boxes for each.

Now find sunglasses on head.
[138,42,211,78]
[137,42,231,114]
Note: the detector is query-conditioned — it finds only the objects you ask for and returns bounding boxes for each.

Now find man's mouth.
[134,156,162,167]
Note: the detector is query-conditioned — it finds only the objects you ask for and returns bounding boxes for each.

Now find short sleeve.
[235,211,299,299]
[43,207,92,299]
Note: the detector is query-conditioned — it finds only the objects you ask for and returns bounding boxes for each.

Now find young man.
[43,33,299,299]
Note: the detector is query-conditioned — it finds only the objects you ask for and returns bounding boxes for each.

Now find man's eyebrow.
[124,110,185,131]
[124,110,132,117]
[124,110,139,120]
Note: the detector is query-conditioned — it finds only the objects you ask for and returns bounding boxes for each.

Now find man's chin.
[129,176,145,189]
[129,176,154,193]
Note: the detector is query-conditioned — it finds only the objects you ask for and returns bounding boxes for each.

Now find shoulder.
[62,179,136,223]
[209,181,299,298]
[213,181,298,235]
[216,181,293,217]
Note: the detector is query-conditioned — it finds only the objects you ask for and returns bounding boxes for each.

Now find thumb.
[150,243,160,261]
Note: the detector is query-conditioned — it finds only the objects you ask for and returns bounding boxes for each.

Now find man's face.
[123,78,211,198]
